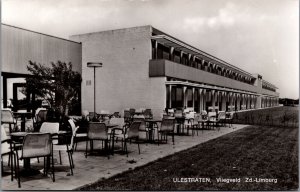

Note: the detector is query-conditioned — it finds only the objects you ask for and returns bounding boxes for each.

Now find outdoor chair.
[52,119,76,175]
[199,111,208,130]
[143,109,153,119]
[1,110,17,133]
[129,108,136,117]
[174,109,185,134]
[15,133,54,188]
[85,122,111,159]
[132,117,149,141]
[167,108,175,117]
[39,122,60,144]
[191,113,202,136]
[124,110,132,124]
[135,108,144,115]
[111,112,121,118]
[184,112,195,135]
[225,112,234,128]
[82,110,89,120]
[207,112,218,130]
[1,125,16,183]
[109,117,126,135]
[69,119,87,151]
[40,122,73,172]
[113,121,141,157]
[88,112,98,121]
[218,111,226,127]
[157,118,175,145]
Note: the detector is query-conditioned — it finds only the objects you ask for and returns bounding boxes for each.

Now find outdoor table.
[145,119,162,143]
[10,131,69,175]
[99,113,112,121]
[174,117,185,135]
[110,126,125,155]
[13,111,32,132]
[207,114,218,129]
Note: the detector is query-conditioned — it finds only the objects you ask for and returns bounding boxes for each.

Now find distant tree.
[24,60,82,117]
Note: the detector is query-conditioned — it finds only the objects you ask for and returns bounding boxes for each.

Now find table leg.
[19,158,41,177]
[21,116,26,132]
[24,159,30,169]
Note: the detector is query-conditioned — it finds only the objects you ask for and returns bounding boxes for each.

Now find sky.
[2,0,299,99]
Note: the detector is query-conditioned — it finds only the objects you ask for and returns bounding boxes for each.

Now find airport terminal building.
[2,24,279,116]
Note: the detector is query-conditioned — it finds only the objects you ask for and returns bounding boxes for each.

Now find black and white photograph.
[1,0,298,191]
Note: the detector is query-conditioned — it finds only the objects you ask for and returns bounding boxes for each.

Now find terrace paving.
[2,124,248,190]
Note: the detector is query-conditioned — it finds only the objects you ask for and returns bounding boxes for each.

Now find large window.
[187,89,193,107]
[171,87,183,108]
[174,50,181,63]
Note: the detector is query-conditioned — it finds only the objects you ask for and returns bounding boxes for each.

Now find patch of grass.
[232,106,298,127]
[79,124,298,191]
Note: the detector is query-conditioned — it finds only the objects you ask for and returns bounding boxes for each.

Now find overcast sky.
[2,0,299,99]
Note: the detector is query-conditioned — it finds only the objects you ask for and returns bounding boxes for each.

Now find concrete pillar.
[257,95,261,108]
[199,89,203,112]
[233,93,236,111]
[180,51,183,64]
[201,59,205,71]
[237,94,241,111]
[169,47,174,61]
[247,95,250,109]
[154,40,158,59]
[203,89,207,112]
[192,87,195,109]
[188,54,192,66]
[168,85,172,109]
[212,90,216,111]
[222,92,226,111]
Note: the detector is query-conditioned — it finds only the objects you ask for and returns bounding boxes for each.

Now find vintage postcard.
[1,0,298,191]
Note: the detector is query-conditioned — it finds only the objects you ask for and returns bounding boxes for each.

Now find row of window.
[151,40,254,85]
[262,84,276,92]
[166,86,257,112]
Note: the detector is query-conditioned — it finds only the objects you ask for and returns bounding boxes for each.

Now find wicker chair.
[114,121,141,157]
[157,118,175,145]
[85,122,110,159]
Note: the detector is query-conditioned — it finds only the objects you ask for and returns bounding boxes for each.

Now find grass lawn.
[79,107,298,191]
[232,106,298,127]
